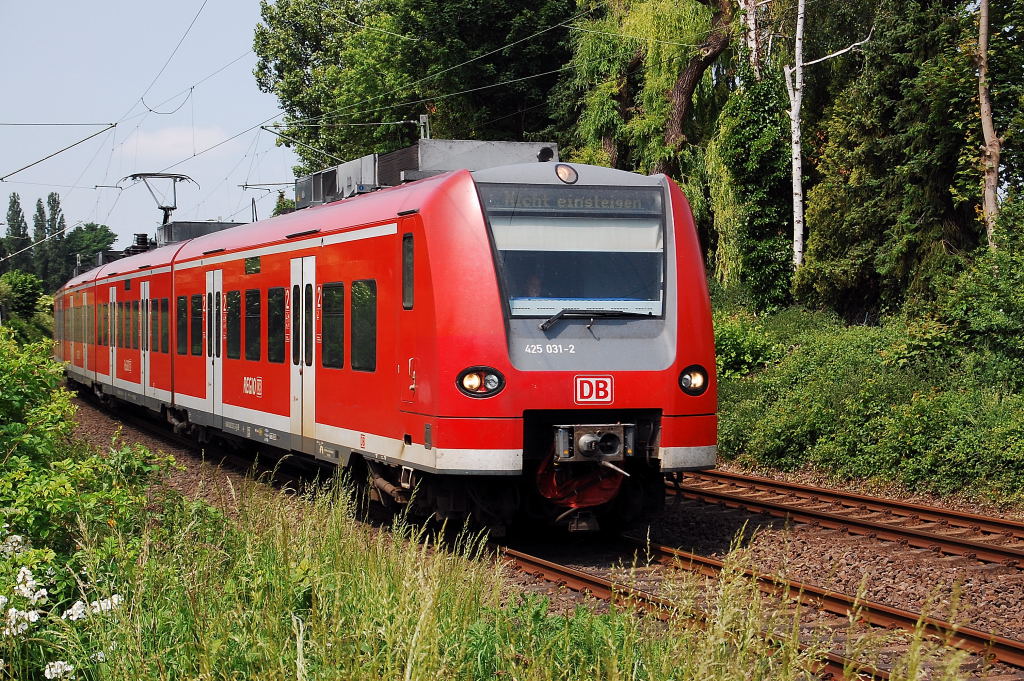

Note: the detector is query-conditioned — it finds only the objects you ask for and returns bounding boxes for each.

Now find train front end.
[449,161,717,531]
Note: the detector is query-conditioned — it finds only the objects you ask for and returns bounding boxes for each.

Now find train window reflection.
[226,291,241,359]
[268,288,285,363]
[351,280,376,372]
[478,183,665,318]
[322,283,344,369]
[190,294,203,356]
[245,289,261,361]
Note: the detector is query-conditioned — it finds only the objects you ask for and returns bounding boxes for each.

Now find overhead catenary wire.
[118,0,211,122]
[0,124,117,182]
[0,220,84,264]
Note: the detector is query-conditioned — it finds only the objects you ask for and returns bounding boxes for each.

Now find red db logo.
[574,376,613,404]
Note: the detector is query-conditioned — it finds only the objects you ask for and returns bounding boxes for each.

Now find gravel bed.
[637,496,1024,641]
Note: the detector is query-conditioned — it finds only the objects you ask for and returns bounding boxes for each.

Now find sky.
[0,0,300,250]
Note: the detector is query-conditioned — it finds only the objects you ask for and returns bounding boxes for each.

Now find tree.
[782,0,871,268]
[4,193,31,274]
[64,223,117,274]
[254,0,573,174]
[45,192,68,290]
[977,0,1001,245]
[31,199,51,291]
[272,191,296,216]
[794,0,980,317]
[0,270,44,317]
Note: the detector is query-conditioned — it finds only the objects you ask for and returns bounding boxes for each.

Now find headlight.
[678,365,709,396]
[457,367,506,398]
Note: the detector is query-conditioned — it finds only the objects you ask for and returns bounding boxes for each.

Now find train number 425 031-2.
[524,344,576,354]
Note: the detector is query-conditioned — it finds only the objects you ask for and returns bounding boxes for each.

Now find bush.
[713,311,779,378]
[718,309,1024,500]
[0,328,170,599]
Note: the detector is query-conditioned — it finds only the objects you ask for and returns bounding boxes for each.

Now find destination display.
[478,183,663,215]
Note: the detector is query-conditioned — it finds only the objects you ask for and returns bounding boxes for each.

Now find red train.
[56,161,716,533]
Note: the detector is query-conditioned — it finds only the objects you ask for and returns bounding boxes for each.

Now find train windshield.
[478,182,665,318]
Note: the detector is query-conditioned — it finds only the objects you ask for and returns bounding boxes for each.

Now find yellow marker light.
[462,373,483,391]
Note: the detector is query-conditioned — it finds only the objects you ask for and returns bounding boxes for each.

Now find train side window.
[267,287,285,364]
[132,300,140,350]
[89,304,95,345]
[322,283,344,369]
[303,283,313,367]
[351,279,377,372]
[150,298,159,352]
[116,303,122,348]
[190,294,203,356]
[402,233,414,310]
[245,289,261,361]
[176,296,188,355]
[291,284,300,366]
[142,300,148,352]
[160,298,169,353]
[226,291,241,359]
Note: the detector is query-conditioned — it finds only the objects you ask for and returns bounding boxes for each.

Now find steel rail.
[669,484,1024,566]
[501,546,885,680]
[686,470,1024,540]
[620,537,1024,669]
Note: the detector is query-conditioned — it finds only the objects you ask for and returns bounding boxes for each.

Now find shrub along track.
[670,470,1024,566]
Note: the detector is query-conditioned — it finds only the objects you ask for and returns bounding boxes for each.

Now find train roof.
[173,170,457,263]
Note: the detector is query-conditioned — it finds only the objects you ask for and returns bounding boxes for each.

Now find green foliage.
[0,329,170,601]
[935,204,1024,380]
[2,476,956,680]
[560,0,724,173]
[64,222,117,272]
[713,310,780,378]
[796,0,981,316]
[718,308,1024,500]
[272,191,296,216]
[0,269,44,316]
[4,192,32,275]
[254,0,572,174]
[714,70,792,310]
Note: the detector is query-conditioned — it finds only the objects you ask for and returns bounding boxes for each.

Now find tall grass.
[4,477,968,681]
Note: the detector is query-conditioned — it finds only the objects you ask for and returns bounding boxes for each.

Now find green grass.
[2,475,971,681]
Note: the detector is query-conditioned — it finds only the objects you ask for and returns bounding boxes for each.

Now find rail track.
[502,546,876,680]
[671,470,1024,566]
[505,537,1024,679]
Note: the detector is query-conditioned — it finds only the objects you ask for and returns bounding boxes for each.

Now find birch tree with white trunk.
[977,0,1002,247]
[783,3,872,268]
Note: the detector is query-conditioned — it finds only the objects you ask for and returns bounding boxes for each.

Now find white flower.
[91,651,106,662]
[0,596,7,609]
[89,595,123,614]
[43,660,74,679]
[31,588,47,605]
[2,607,39,637]
[62,601,88,621]
[14,567,37,598]
[0,535,25,555]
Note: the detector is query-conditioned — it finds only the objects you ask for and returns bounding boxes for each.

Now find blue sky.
[0,0,299,249]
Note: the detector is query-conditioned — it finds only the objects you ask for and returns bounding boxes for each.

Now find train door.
[205,270,224,420]
[289,256,316,454]
[398,231,418,408]
[140,281,150,399]
[108,287,116,387]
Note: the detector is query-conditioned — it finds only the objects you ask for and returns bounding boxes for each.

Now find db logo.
[574,375,614,404]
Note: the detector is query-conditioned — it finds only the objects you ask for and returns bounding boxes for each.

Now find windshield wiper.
[538,308,653,331]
